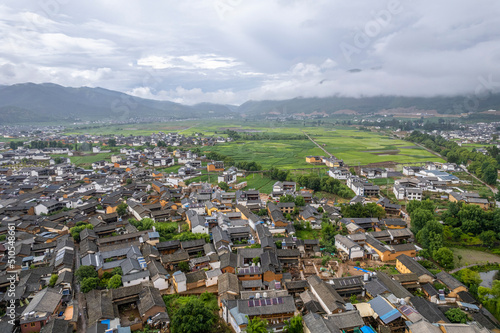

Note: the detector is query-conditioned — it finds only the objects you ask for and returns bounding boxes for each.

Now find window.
[31,323,36,327]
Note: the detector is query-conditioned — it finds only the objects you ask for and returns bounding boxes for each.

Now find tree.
[69,223,93,242]
[416,219,443,253]
[294,196,306,207]
[445,308,468,323]
[252,257,260,265]
[457,204,484,225]
[340,202,385,219]
[433,247,454,269]
[108,138,116,147]
[257,209,268,216]
[81,277,100,293]
[111,267,123,276]
[218,182,229,191]
[451,227,463,241]
[320,222,337,254]
[482,165,498,185]
[178,261,190,272]
[76,265,98,282]
[116,203,128,217]
[459,268,482,286]
[279,194,295,203]
[462,219,481,235]
[171,298,217,333]
[321,256,330,266]
[407,199,435,215]
[284,315,303,333]
[410,208,435,234]
[366,203,386,219]
[246,316,268,333]
[107,275,122,289]
[479,230,497,247]
[48,274,58,287]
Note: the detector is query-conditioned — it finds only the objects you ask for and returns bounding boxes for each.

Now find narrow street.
[74,245,87,333]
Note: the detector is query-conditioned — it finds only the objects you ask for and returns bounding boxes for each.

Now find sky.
[1,0,500,105]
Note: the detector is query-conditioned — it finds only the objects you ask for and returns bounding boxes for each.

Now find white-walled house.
[205,268,222,287]
[173,271,187,292]
[334,234,364,260]
[122,270,150,287]
[34,200,70,215]
[148,261,170,291]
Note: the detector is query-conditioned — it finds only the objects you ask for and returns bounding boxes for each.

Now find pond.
[479,270,499,289]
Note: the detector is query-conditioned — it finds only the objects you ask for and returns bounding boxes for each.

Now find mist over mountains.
[1,83,499,123]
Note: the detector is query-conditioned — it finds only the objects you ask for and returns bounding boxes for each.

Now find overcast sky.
[1,0,500,105]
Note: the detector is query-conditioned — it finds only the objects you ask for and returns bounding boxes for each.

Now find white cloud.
[128,86,240,105]
[0,0,500,104]
[137,54,241,70]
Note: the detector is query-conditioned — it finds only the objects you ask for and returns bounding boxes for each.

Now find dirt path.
[302,131,333,158]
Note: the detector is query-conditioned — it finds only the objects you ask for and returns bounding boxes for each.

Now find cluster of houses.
[327,161,492,210]
[0,137,498,332]
[437,121,500,145]
[0,130,234,167]
[0,125,65,141]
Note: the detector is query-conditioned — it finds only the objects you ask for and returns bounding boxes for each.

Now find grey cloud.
[0,0,499,105]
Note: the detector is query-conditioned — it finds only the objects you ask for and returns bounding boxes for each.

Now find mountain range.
[1,83,499,123]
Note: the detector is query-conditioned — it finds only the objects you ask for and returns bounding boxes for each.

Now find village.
[0,131,499,333]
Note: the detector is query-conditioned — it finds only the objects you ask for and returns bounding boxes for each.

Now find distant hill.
[238,95,500,117]
[0,83,235,123]
[1,83,500,123]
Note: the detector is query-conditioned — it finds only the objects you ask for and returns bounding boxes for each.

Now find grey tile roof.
[303,312,340,333]
[147,259,168,277]
[137,286,165,317]
[307,275,345,313]
[436,271,466,291]
[120,257,141,275]
[326,310,364,330]
[55,271,73,286]
[397,254,434,278]
[185,270,206,284]
[122,270,150,283]
[40,318,72,333]
[220,252,238,269]
[22,287,62,316]
[364,278,389,297]
[181,238,206,249]
[375,272,412,298]
[218,272,240,295]
[409,296,449,323]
